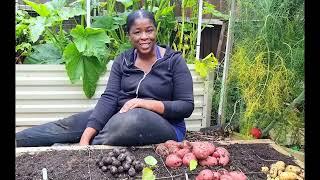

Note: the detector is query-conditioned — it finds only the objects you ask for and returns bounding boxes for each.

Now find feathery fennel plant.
[226,0,304,146]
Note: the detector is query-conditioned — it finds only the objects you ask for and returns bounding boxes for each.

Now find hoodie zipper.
[135,73,147,98]
[135,58,159,98]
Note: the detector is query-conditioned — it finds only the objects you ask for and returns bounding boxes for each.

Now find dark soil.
[185,125,230,142]
[16,149,91,180]
[16,142,298,180]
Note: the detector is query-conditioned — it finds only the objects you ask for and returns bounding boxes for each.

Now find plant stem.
[289,89,304,108]
[110,0,116,15]
[72,17,79,25]
[81,0,85,26]
[150,0,154,12]
[156,21,161,35]
[158,0,166,12]
[81,15,84,26]
[144,0,149,11]
[262,118,277,137]
[119,26,125,42]
[262,89,304,136]
[46,27,61,49]
[59,21,63,37]
[110,30,121,44]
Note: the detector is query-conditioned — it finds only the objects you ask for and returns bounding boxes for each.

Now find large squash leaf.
[29,16,46,42]
[116,0,133,9]
[23,0,50,17]
[92,16,119,30]
[45,0,67,11]
[70,25,110,61]
[63,43,104,98]
[63,43,83,83]
[58,6,86,20]
[45,0,84,20]
[113,14,127,26]
[24,43,63,64]
[82,58,104,98]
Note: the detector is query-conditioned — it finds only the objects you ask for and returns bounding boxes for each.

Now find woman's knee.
[92,108,177,145]
[107,108,175,131]
[108,108,148,125]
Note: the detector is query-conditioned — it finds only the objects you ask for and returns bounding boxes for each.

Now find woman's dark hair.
[126,10,157,33]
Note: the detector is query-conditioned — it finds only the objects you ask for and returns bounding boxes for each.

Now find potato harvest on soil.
[95,148,144,178]
[156,140,248,180]
[16,141,302,180]
[196,169,247,180]
[261,161,304,180]
[156,140,231,169]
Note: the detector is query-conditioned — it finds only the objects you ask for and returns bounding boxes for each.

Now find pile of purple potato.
[95,148,144,178]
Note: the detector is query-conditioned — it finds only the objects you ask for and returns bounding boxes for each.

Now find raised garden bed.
[16,139,304,180]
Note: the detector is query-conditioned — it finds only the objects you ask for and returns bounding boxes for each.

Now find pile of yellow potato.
[261,161,304,180]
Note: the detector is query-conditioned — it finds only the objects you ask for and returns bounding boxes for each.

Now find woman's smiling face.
[128,18,157,55]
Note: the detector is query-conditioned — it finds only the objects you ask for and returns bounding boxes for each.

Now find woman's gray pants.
[16,108,178,147]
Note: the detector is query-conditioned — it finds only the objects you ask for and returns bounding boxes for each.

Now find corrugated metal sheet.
[16,62,212,132]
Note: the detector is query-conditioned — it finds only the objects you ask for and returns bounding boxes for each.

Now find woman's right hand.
[79,127,97,145]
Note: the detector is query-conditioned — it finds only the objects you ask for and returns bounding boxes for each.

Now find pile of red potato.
[155,140,247,180]
[196,169,247,180]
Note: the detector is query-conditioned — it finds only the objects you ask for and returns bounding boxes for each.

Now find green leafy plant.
[142,155,157,180]
[171,0,227,65]
[189,159,198,171]
[145,0,177,45]
[92,12,131,59]
[172,0,196,59]
[23,0,86,48]
[202,1,229,20]
[117,0,135,11]
[19,0,114,98]
[142,167,156,180]
[63,25,111,98]
[16,10,33,64]
[24,43,63,64]
[17,0,87,65]
[194,52,219,78]
[144,155,158,167]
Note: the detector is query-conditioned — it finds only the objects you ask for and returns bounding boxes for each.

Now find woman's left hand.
[119,98,144,113]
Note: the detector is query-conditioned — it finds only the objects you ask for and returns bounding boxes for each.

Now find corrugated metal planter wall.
[16,62,213,132]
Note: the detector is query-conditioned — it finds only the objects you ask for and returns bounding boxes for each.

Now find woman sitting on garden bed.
[16,10,194,147]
